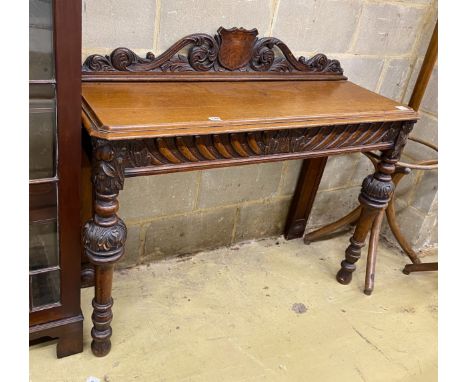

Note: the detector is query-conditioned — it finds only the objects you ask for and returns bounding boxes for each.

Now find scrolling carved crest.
[83,27,344,76]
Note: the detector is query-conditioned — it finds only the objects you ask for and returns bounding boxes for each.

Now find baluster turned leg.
[82,139,126,357]
[336,201,384,285]
[336,122,414,292]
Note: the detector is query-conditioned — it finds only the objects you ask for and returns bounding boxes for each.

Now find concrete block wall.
[82,0,438,267]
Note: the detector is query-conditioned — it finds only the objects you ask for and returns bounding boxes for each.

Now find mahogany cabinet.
[29,0,83,358]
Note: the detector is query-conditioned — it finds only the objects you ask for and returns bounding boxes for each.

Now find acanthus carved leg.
[82,139,126,357]
[336,121,414,291]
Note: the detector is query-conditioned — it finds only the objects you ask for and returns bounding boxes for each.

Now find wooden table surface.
[82,80,418,139]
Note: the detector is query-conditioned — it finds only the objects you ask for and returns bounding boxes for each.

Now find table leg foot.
[91,339,111,357]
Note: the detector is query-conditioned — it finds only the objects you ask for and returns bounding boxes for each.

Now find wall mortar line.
[268,0,281,37]
[347,2,364,53]
[152,0,162,54]
[375,58,390,93]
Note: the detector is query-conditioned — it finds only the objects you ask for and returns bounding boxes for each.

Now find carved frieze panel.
[117,122,401,172]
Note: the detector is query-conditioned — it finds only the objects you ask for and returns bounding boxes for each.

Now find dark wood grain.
[82,27,345,82]
[284,157,328,240]
[82,139,127,357]
[81,26,419,356]
[409,21,438,111]
[29,182,57,223]
[81,81,417,140]
[80,132,95,288]
[30,315,83,358]
[29,0,83,357]
[336,122,414,285]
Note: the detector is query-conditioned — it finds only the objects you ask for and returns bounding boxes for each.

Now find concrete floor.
[30,236,437,382]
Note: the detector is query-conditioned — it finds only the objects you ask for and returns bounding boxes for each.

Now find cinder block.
[143,207,237,261]
[234,198,292,242]
[410,171,438,214]
[350,154,375,187]
[403,57,423,104]
[338,56,385,91]
[117,224,142,269]
[417,5,438,56]
[414,211,438,250]
[412,112,438,143]
[381,195,437,252]
[420,65,438,115]
[306,186,361,229]
[82,0,157,49]
[353,3,425,55]
[119,172,199,222]
[197,163,283,209]
[279,160,302,196]
[403,112,438,161]
[380,200,425,248]
[318,154,359,191]
[158,0,272,51]
[379,58,412,102]
[393,153,419,205]
[273,0,361,53]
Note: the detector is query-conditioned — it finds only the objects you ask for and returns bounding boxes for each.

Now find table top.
[82,80,418,140]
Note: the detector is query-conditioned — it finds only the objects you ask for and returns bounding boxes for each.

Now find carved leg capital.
[82,138,126,357]
[83,217,127,265]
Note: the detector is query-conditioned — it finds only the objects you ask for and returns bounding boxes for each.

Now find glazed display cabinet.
[29,0,83,358]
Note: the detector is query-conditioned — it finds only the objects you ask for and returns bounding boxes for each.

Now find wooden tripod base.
[403,262,438,275]
[304,149,437,295]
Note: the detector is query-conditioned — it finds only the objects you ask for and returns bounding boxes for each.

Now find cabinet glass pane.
[29,84,56,179]
[30,270,61,309]
[30,220,58,271]
[29,0,54,80]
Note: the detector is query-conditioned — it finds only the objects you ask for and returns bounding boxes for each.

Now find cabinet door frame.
[29,0,82,326]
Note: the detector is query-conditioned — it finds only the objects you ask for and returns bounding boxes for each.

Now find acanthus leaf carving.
[388,121,415,160]
[82,27,344,76]
[92,139,126,195]
[360,174,395,207]
[82,218,127,261]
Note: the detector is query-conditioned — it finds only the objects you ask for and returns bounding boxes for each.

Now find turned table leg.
[337,121,414,291]
[336,150,398,287]
[82,139,126,357]
[364,209,385,295]
[336,200,384,285]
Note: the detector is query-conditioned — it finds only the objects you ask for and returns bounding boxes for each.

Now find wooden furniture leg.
[337,143,406,287]
[385,170,421,265]
[56,319,84,358]
[81,134,96,288]
[284,157,328,239]
[304,151,379,244]
[82,139,127,357]
[403,262,438,274]
[30,315,84,358]
[304,206,361,243]
[364,209,385,295]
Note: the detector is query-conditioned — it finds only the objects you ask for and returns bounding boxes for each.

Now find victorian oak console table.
[81,27,418,357]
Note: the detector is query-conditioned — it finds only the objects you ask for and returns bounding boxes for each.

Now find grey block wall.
[82,0,438,267]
